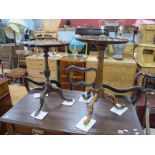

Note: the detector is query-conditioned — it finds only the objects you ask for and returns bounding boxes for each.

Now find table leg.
[84,94,97,125]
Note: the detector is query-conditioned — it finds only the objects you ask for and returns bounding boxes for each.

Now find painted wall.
[60,19,154,28]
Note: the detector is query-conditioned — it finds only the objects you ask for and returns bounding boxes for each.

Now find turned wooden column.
[95,44,108,98]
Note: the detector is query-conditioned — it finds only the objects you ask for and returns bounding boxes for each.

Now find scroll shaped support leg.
[84,94,97,125]
[55,87,73,102]
[105,93,125,109]
[34,89,48,116]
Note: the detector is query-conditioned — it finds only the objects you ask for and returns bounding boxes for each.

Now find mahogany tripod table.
[67,35,135,125]
[23,39,72,116]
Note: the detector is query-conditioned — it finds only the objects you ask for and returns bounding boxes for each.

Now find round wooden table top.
[22,39,69,48]
[76,35,128,46]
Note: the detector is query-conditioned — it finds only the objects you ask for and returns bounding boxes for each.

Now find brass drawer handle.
[32,129,44,135]
[40,71,44,74]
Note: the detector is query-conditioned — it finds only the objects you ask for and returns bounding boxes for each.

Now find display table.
[0,90,144,135]
[23,40,72,116]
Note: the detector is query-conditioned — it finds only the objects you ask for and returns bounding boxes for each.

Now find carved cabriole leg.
[84,44,107,125]
[34,88,48,116]
[55,87,72,102]
[84,94,98,125]
[104,92,125,109]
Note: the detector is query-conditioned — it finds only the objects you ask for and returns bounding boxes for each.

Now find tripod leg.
[105,93,125,109]
[84,94,97,125]
[34,89,48,116]
[55,87,73,102]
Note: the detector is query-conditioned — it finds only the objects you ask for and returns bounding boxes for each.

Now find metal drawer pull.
[32,129,44,135]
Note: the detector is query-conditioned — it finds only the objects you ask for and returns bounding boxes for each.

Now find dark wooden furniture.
[0,79,12,134]
[60,57,85,91]
[0,90,144,135]
[23,40,72,116]
[69,35,131,124]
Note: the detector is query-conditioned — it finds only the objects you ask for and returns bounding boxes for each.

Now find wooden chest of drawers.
[0,79,12,134]
[86,56,137,94]
[60,58,85,91]
[140,25,155,44]
[135,44,155,75]
[26,55,60,88]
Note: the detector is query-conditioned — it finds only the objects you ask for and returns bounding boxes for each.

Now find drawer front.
[26,59,57,70]
[28,69,57,80]
[61,82,84,91]
[0,81,9,97]
[60,68,84,77]
[61,83,71,90]
[138,67,155,74]
[145,32,155,43]
[14,124,64,135]
[60,61,84,69]
[145,25,155,30]
[103,66,136,83]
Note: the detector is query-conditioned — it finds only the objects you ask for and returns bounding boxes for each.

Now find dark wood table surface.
[0,90,144,135]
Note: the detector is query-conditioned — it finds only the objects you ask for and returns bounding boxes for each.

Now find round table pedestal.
[75,36,129,125]
[83,44,125,125]
[23,40,72,116]
[34,47,72,116]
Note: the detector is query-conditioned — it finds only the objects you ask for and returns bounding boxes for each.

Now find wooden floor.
[9,84,27,106]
